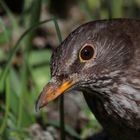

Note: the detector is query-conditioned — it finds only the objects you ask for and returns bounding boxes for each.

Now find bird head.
[36,21,133,110]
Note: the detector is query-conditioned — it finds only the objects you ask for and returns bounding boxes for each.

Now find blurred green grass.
[0,0,140,139]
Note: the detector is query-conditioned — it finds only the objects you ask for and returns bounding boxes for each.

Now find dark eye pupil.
[83,49,90,56]
[80,45,94,60]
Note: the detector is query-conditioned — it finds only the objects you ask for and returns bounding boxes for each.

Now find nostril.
[57,73,69,81]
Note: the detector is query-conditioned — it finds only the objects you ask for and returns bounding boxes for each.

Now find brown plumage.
[36,19,140,140]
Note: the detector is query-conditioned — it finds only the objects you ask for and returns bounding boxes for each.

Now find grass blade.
[0,74,10,135]
[53,17,65,140]
[0,18,10,43]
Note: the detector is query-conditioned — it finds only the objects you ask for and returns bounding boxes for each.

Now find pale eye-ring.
[79,43,96,62]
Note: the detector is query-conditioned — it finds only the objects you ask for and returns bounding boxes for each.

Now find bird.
[36,19,140,140]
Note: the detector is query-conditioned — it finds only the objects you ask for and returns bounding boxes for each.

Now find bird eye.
[79,44,96,62]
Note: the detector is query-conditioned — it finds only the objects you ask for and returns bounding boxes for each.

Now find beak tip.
[35,101,41,112]
[35,91,46,112]
[35,96,48,112]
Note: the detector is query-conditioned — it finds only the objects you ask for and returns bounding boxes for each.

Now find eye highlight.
[79,43,96,62]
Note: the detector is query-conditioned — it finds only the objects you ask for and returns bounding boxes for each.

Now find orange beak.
[36,78,74,111]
